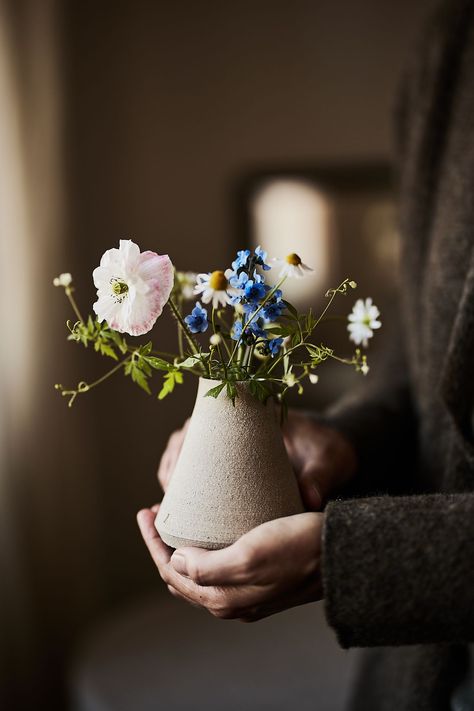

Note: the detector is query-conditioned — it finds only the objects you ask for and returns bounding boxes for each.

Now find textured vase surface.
[155,378,304,549]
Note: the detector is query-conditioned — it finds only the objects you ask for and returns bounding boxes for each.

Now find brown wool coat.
[321,1,474,709]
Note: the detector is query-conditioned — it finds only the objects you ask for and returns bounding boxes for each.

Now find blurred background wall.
[0,0,435,708]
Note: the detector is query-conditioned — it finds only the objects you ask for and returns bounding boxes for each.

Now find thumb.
[170,542,247,587]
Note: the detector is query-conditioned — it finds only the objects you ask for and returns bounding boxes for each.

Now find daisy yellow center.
[285,253,302,266]
[209,270,228,291]
[112,280,129,295]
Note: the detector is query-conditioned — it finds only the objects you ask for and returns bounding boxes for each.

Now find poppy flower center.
[209,270,228,291]
[285,253,302,266]
[111,280,129,296]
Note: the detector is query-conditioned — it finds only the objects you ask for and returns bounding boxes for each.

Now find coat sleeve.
[322,493,474,647]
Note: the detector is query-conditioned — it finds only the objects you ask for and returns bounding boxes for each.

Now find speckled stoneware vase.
[155,378,304,550]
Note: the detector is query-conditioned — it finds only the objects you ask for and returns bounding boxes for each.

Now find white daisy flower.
[282,372,298,388]
[175,271,198,300]
[348,298,381,347]
[53,272,73,288]
[194,269,240,309]
[273,253,313,279]
[92,239,174,337]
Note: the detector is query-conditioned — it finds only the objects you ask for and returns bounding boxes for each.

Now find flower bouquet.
[55,239,381,549]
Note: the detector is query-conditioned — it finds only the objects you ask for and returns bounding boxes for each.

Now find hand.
[137,506,324,622]
[157,419,189,492]
[282,410,357,510]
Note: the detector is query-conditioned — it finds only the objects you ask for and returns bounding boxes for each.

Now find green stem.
[65,286,84,323]
[212,308,228,380]
[167,297,200,356]
[57,354,131,407]
[267,278,350,375]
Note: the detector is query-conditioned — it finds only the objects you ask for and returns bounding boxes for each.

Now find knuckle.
[236,540,260,572]
[211,604,236,619]
[187,559,205,585]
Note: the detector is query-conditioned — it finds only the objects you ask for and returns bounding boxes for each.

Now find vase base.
[155,516,234,550]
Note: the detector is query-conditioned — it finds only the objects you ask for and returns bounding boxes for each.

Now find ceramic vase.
[155,378,304,550]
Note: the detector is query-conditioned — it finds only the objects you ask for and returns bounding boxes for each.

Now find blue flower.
[268,337,283,357]
[232,249,251,271]
[184,302,208,333]
[231,318,266,342]
[231,320,243,341]
[244,279,267,304]
[254,245,271,271]
[229,271,249,290]
[262,299,285,322]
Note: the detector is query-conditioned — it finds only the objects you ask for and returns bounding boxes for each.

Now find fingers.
[170,540,252,587]
[137,508,173,568]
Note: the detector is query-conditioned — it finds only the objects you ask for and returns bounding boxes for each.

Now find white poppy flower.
[347,298,381,347]
[53,272,73,288]
[92,239,174,336]
[194,269,240,309]
[273,253,313,279]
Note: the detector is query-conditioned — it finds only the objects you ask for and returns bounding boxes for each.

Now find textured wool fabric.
[321,1,474,709]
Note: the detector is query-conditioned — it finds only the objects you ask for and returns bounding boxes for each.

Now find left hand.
[137,506,324,622]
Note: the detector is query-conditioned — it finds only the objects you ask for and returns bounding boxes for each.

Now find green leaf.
[177,353,209,370]
[140,341,153,356]
[204,382,226,399]
[99,343,118,360]
[282,300,298,319]
[226,381,237,405]
[158,370,183,400]
[131,366,151,394]
[248,379,271,403]
[144,356,171,371]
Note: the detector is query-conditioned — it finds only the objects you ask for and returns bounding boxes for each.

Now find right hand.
[281,410,358,510]
[157,419,190,492]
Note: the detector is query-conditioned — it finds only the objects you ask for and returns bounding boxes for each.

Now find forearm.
[322,493,474,647]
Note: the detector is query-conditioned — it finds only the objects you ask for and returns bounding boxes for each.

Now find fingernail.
[171,552,188,576]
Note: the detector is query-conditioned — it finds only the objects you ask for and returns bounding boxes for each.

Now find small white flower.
[53,272,72,288]
[273,253,313,279]
[176,271,197,300]
[361,362,370,376]
[92,239,174,337]
[210,333,222,346]
[348,298,381,347]
[283,372,298,388]
[194,269,240,309]
[309,373,319,384]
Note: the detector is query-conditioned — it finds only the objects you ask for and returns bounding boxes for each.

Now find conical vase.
[155,378,304,549]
